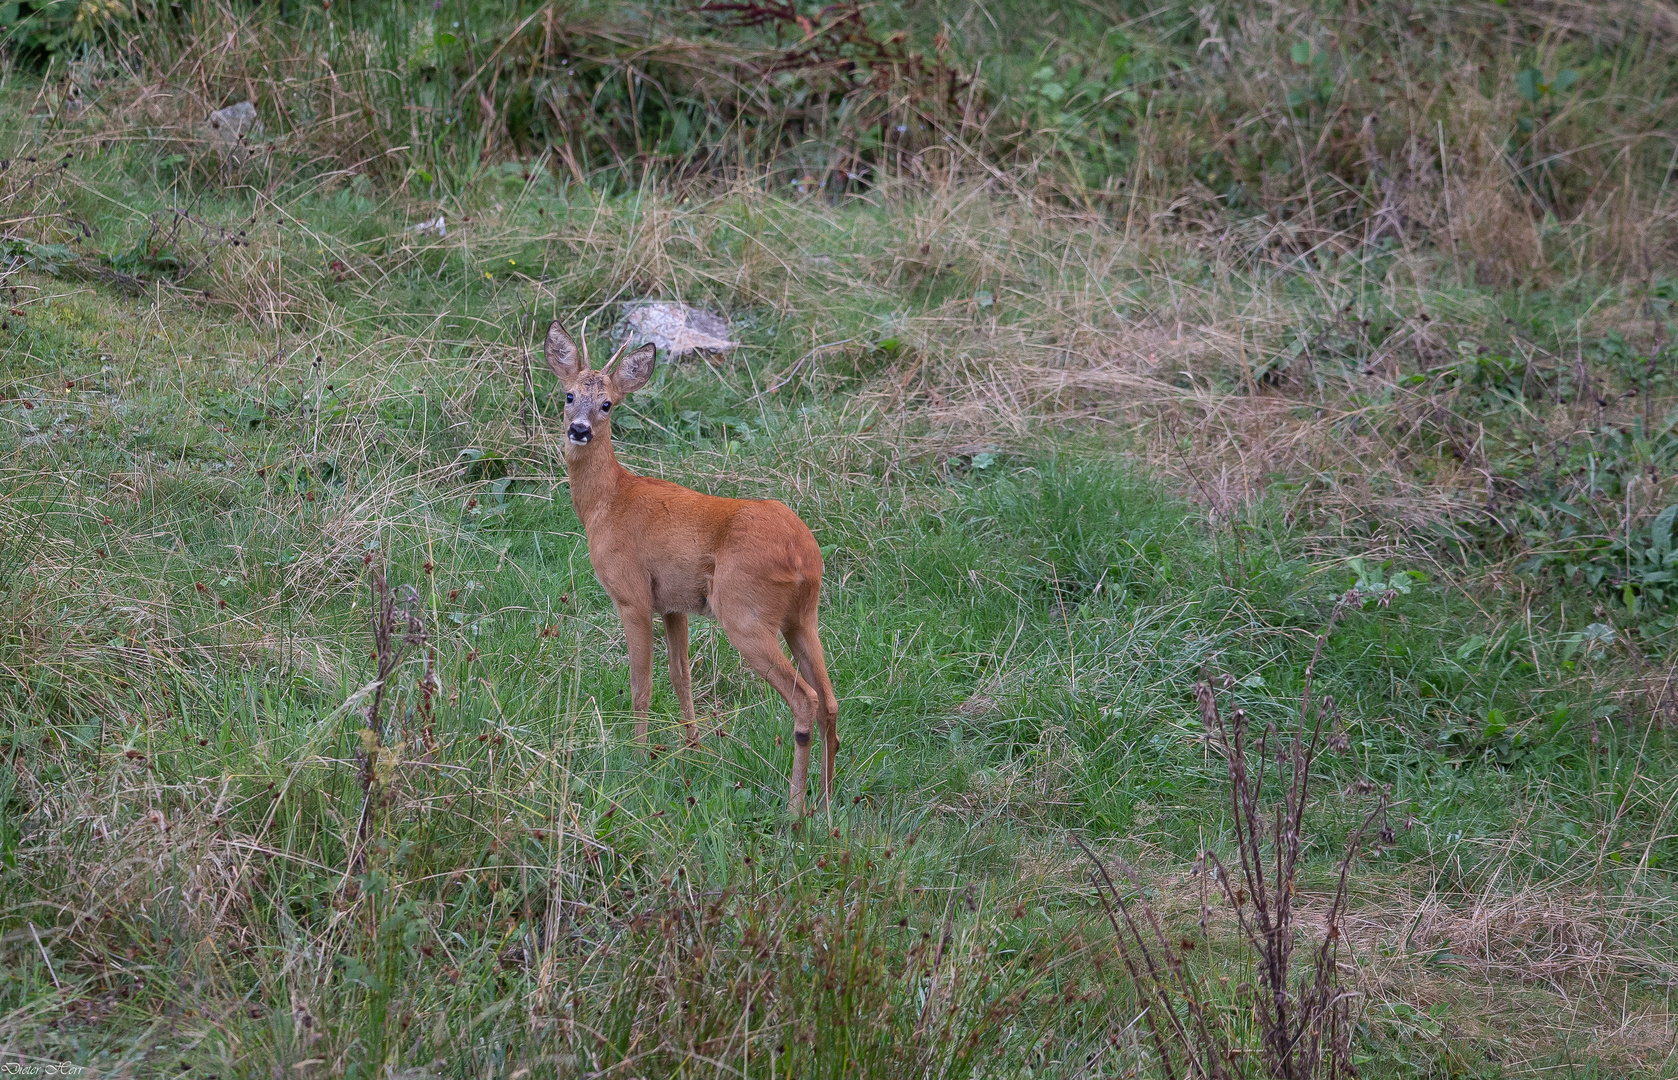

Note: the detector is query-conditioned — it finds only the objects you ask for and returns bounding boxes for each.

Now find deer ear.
[613,343,657,394]
[544,320,583,379]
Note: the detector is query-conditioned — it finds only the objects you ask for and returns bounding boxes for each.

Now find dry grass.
[18,0,1678,271]
[6,2,1676,568]
[3,4,1678,1074]
[1006,830,1678,1073]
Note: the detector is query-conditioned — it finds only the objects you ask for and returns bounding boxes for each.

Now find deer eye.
[601,401,611,412]
[565,393,574,404]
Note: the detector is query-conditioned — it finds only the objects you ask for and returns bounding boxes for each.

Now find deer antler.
[603,338,634,372]
[577,315,592,370]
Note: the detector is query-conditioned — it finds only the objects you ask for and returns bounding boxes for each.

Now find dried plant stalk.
[1081,587,1396,1079]
[348,558,430,877]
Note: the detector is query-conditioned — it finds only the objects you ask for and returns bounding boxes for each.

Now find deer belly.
[649,572,712,616]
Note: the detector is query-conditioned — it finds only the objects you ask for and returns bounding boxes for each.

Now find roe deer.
[543,320,839,815]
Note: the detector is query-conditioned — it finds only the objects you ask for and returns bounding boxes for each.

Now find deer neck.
[564,435,628,534]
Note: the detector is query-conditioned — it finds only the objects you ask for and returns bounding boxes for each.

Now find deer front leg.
[664,612,699,747]
[619,604,655,747]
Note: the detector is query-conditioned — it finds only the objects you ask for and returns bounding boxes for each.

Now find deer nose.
[567,422,592,443]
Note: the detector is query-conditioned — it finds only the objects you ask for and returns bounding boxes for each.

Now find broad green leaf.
[1580,622,1616,648]
[1651,503,1678,561]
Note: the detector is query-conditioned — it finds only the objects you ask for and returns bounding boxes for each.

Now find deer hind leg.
[787,621,838,809]
[664,612,700,747]
[617,604,655,747]
[723,622,823,816]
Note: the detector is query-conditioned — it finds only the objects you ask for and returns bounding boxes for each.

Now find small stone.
[205,101,262,165]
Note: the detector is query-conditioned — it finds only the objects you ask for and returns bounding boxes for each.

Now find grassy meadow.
[2,1,1678,1077]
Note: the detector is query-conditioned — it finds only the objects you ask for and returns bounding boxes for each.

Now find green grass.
[3,257,1674,1076]
[3,4,1678,1071]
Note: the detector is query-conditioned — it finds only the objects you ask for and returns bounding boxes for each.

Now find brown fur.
[544,320,839,815]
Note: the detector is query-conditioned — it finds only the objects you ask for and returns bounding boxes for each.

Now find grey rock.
[615,301,736,359]
[205,101,262,164]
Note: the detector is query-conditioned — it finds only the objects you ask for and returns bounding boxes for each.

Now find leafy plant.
[0,0,130,64]
[1603,503,1678,619]
[1515,66,1580,106]
[1508,65,1583,208]
[0,238,76,274]
[1286,39,1333,114]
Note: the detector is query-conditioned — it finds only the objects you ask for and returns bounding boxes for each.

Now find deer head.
[544,319,656,451]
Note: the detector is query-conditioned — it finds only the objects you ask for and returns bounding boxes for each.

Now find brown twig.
[1081,588,1390,1079]
[348,559,427,878]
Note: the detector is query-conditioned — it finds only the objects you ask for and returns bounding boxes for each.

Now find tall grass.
[3,2,1678,1076]
[9,1,1678,591]
[13,0,1678,277]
